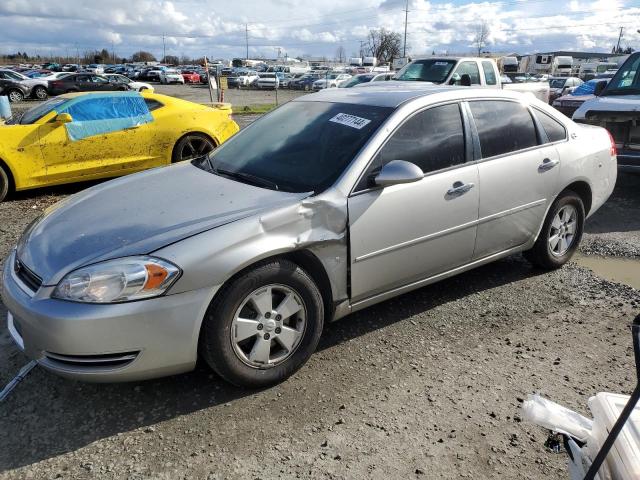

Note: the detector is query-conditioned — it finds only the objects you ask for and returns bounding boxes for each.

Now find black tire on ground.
[171,133,216,163]
[199,259,324,388]
[7,89,24,102]
[0,164,11,203]
[524,190,585,270]
[139,87,147,91]
[33,86,48,100]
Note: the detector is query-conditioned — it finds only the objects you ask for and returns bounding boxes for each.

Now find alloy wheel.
[548,205,577,257]
[8,90,23,102]
[178,135,215,161]
[230,284,307,368]
[34,87,48,100]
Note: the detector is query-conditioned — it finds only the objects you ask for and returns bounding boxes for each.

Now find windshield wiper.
[216,168,280,191]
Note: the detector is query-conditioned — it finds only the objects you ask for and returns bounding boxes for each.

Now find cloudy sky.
[1,0,638,61]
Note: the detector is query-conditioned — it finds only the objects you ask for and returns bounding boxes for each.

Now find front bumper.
[1,251,217,382]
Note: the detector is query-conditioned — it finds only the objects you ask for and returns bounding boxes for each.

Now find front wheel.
[199,260,324,388]
[524,190,585,269]
[33,86,48,100]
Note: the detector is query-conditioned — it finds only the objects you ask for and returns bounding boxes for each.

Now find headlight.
[53,256,180,304]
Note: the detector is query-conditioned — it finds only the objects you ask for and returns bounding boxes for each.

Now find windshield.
[394,59,457,83]
[7,97,67,125]
[603,54,640,96]
[196,101,392,193]
[549,79,567,88]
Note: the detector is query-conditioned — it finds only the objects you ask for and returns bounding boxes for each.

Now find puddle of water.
[573,254,640,290]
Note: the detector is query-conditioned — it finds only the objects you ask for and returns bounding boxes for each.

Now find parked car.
[0,79,32,102]
[48,73,130,95]
[104,73,154,92]
[180,70,201,83]
[278,74,295,88]
[573,51,640,173]
[39,72,74,82]
[392,57,550,103]
[256,72,279,89]
[549,77,584,103]
[552,79,610,117]
[371,72,394,82]
[313,73,352,90]
[0,86,616,388]
[339,73,376,88]
[84,64,105,74]
[62,64,79,72]
[227,70,259,88]
[0,91,239,202]
[0,69,49,100]
[290,73,321,91]
[160,69,185,85]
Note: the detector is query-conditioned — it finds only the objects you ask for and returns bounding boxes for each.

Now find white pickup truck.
[390,57,550,103]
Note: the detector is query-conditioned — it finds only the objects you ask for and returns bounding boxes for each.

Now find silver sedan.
[2,85,617,387]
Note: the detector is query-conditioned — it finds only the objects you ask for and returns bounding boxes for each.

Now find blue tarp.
[55,92,153,141]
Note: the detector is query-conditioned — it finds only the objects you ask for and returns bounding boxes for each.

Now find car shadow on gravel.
[585,172,640,235]
[0,254,546,471]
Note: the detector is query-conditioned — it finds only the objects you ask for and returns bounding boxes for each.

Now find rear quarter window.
[535,110,567,143]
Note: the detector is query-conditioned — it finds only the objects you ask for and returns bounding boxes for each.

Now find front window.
[602,54,640,96]
[196,101,392,193]
[550,79,567,89]
[393,59,457,83]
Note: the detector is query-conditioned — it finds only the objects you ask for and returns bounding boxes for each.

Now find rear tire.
[171,133,216,162]
[199,259,324,388]
[0,165,11,203]
[7,90,24,102]
[524,190,585,270]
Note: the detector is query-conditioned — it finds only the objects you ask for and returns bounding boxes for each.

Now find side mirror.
[460,74,472,87]
[54,113,73,124]
[373,160,423,187]
[594,81,607,96]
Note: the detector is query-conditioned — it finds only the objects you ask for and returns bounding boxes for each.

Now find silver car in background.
[2,85,617,388]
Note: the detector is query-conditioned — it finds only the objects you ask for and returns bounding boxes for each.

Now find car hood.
[573,94,640,120]
[554,94,593,103]
[16,162,309,285]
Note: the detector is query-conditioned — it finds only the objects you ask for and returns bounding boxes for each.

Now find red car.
[181,70,201,83]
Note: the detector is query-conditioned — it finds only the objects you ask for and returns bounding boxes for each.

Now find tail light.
[607,130,617,157]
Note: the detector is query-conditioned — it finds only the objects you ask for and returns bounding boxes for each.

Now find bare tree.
[366,28,402,63]
[473,21,490,56]
[131,51,157,62]
[335,45,346,63]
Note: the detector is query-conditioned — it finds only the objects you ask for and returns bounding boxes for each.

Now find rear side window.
[482,61,497,85]
[373,103,466,175]
[469,101,538,158]
[536,110,567,143]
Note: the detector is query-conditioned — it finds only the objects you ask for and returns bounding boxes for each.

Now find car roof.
[294,82,527,108]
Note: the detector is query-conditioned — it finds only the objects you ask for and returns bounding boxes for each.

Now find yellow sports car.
[0,91,239,201]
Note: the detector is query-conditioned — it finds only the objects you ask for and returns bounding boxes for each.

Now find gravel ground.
[0,107,639,479]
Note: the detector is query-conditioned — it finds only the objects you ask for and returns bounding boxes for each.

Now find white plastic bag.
[522,393,593,443]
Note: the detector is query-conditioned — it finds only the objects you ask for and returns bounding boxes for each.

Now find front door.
[466,100,561,259]
[38,95,155,181]
[348,103,480,301]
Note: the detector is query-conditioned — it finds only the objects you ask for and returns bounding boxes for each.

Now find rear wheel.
[33,86,48,100]
[0,165,11,203]
[172,133,216,162]
[199,259,324,388]
[524,190,585,269]
[7,90,24,102]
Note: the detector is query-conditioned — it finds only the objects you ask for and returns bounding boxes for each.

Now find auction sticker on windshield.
[329,113,371,130]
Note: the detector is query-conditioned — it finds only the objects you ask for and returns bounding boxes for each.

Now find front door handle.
[539,158,559,171]
[447,181,475,197]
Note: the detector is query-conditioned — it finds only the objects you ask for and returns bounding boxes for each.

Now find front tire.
[0,165,10,202]
[199,259,324,388]
[524,190,585,269]
[7,90,24,102]
[33,86,48,100]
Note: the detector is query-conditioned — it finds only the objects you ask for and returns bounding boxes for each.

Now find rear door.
[348,103,479,301]
[467,100,560,259]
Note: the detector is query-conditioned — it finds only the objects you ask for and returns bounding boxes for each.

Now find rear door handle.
[447,181,475,197]
[539,158,559,171]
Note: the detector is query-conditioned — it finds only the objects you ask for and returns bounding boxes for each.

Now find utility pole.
[615,27,624,53]
[162,34,166,63]
[245,24,249,60]
[359,40,366,58]
[403,0,409,58]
